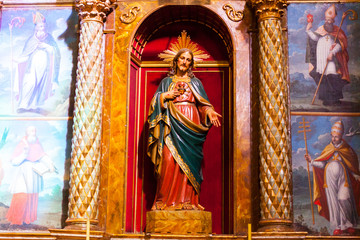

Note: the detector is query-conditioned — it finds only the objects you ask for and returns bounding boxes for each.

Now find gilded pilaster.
[66,0,114,230]
[252,0,293,231]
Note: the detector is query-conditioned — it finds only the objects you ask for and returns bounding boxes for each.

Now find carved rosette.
[67,0,114,229]
[253,0,292,230]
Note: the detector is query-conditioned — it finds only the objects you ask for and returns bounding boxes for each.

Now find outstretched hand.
[208,109,222,127]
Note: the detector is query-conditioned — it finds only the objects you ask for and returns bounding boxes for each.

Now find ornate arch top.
[131,5,233,63]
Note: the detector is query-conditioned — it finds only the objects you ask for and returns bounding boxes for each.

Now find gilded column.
[252,0,292,231]
[66,0,114,229]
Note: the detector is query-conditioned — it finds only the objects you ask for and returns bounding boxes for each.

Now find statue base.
[146,210,212,234]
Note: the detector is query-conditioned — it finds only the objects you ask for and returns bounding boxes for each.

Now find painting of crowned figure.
[292,116,360,236]
[288,3,360,112]
[0,9,78,117]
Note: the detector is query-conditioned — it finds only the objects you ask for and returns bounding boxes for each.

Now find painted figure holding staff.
[13,12,60,114]
[304,120,360,235]
[298,118,315,225]
[306,4,351,106]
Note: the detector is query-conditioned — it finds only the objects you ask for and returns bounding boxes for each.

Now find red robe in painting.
[6,137,46,225]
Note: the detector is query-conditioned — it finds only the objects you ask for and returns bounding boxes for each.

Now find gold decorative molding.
[120,5,141,24]
[140,60,229,68]
[49,228,105,239]
[252,0,288,21]
[146,210,212,234]
[292,111,360,117]
[223,4,244,22]
[76,0,115,22]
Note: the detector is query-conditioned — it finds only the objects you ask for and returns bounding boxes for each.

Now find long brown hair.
[168,48,195,78]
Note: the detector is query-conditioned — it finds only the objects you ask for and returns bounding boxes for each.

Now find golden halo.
[158,30,210,64]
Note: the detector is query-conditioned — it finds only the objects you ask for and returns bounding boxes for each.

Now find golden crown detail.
[158,30,210,64]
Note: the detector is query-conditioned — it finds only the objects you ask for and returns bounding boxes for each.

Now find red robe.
[6,137,45,225]
[151,80,211,210]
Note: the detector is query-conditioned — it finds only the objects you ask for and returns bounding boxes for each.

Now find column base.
[258,219,294,232]
[146,210,212,234]
[65,218,101,231]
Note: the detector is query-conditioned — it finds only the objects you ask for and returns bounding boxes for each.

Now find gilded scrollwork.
[76,0,115,22]
[120,6,141,24]
[222,4,244,22]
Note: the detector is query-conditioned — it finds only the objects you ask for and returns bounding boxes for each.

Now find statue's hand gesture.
[164,89,180,100]
[208,109,222,127]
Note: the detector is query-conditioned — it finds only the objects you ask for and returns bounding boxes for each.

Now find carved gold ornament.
[158,30,209,64]
[252,0,288,20]
[223,4,244,22]
[76,0,114,22]
[120,6,141,24]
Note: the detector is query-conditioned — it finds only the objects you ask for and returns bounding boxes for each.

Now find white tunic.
[311,142,358,232]
[306,30,341,75]
[9,140,53,194]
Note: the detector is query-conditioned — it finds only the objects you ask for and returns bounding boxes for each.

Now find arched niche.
[126,5,235,234]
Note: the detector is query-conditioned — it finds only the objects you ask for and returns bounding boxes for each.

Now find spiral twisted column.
[66,0,114,229]
[252,0,293,231]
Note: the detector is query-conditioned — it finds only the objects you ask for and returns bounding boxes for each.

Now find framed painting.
[288,3,360,112]
[0,119,70,230]
[292,115,360,235]
[0,7,78,117]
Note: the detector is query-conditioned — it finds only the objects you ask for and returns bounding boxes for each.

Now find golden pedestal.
[146,210,212,234]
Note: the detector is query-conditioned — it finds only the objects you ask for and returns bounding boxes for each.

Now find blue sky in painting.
[291,116,360,170]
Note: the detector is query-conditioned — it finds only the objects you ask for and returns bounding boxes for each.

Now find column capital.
[76,0,115,22]
[252,0,288,21]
